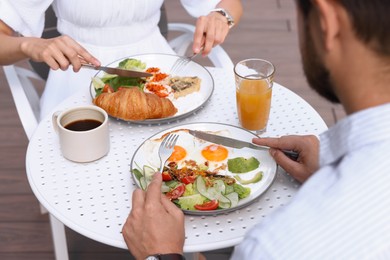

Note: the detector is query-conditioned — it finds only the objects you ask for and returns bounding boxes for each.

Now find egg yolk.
[168,145,187,162]
[201,144,228,162]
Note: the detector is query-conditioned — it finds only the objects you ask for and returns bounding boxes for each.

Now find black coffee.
[64,119,102,131]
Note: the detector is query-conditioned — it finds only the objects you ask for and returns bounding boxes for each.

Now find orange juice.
[236,79,272,131]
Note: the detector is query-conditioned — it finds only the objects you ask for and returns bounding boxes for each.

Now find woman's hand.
[193,11,230,56]
[192,0,242,56]
[122,173,185,259]
[253,135,320,183]
[20,35,100,72]
[0,20,99,69]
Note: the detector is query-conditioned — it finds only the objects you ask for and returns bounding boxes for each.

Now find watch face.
[145,256,159,260]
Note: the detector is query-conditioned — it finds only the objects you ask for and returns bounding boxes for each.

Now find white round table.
[26,67,327,253]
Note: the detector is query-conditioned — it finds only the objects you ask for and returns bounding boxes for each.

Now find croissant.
[93,87,177,120]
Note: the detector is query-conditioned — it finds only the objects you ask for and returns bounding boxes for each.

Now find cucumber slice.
[139,177,147,190]
[213,180,226,194]
[161,182,170,193]
[225,184,234,194]
[143,165,156,182]
[216,193,231,208]
[196,176,214,199]
[226,192,239,208]
[196,176,231,207]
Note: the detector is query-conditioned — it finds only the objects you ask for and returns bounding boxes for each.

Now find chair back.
[3,65,42,140]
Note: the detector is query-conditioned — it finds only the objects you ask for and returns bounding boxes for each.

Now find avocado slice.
[227,157,260,173]
[234,172,263,184]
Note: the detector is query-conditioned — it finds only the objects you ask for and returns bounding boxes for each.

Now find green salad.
[91,58,147,96]
[132,162,252,212]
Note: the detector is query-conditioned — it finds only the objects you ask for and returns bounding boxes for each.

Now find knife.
[188,130,299,161]
[81,64,153,78]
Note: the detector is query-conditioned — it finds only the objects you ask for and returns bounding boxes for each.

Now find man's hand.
[253,135,320,183]
[122,173,185,259]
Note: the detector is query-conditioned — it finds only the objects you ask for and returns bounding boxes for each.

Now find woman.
[0,0,242,118]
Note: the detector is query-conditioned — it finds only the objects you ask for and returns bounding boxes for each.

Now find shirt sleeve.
[180,0,220,17]
[0,0,53,37]
[230,222,277,259]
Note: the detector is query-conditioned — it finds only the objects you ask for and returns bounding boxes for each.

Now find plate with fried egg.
[130,122,277,215]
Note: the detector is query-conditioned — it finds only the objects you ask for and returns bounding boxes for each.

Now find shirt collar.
[319,103,390,166]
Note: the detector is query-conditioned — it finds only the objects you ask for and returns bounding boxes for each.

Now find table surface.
[26,67,327,253]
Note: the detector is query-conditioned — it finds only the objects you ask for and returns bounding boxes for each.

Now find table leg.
[184,252,203,260]
[49,214,69,260]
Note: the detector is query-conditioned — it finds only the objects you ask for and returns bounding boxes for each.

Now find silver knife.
[188,130,299,161]
[81,64,153,78]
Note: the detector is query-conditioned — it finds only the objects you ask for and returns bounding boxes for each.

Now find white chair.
[2,65,69,260]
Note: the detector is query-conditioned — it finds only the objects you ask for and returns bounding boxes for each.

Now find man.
[122,0,390,259]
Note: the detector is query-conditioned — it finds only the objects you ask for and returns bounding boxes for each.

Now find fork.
[170,47,204,74]
[158,133,179,172]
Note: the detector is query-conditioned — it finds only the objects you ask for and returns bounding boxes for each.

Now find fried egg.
[142,130,196,169]
[142,129,233,171]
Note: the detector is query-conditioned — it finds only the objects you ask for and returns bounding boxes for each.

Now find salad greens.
[132,164,252,212]
[92,58,147,96]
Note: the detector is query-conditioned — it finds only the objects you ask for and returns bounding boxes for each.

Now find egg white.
[142,129,239,172]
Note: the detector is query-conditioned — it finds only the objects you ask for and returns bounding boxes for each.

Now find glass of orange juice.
[234,59,275,135]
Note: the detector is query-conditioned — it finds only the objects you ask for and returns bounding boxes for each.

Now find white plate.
[90,53,214,124]
[130,122,278,215]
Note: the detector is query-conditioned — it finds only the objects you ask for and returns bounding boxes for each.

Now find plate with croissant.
[90,53,214,124]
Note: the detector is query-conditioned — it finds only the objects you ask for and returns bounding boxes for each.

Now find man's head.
[296,0,390,104]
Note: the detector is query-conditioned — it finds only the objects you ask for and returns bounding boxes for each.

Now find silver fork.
[170,47,204,74]
[158,133,179,172]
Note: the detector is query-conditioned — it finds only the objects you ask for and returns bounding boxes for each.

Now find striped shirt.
[232,103,390,259]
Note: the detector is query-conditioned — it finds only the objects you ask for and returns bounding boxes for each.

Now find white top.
[232,103,390,259]
[0,0,219,118]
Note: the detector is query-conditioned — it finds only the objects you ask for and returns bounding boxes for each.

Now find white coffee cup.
[52,105,110,162]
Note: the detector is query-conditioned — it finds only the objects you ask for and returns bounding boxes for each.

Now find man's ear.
[313,0,342,51]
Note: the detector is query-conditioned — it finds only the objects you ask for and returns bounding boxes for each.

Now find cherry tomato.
[181,176,196,185]
[165,184,185,200]
[162,172,172,181]
[194,200,219,211]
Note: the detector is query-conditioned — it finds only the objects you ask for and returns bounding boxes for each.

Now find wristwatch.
[145,254,185,260]
[211,8,235,29]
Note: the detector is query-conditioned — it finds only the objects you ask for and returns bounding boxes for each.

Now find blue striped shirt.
[232,103,390,259]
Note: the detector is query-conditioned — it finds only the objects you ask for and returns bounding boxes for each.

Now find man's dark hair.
[297,0,390,56]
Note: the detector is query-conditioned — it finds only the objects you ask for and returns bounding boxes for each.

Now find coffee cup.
[52,105,110,162]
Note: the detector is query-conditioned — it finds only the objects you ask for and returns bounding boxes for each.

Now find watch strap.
[145,253,185,260]
[211,8,235,28]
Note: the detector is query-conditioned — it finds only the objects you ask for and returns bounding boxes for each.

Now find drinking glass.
[234,58,275,135]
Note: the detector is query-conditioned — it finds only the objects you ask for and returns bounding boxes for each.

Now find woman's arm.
[0,20,29,64]
[0,19,100,71]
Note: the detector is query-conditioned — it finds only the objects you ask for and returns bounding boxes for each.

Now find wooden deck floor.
[0,1,345,259]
